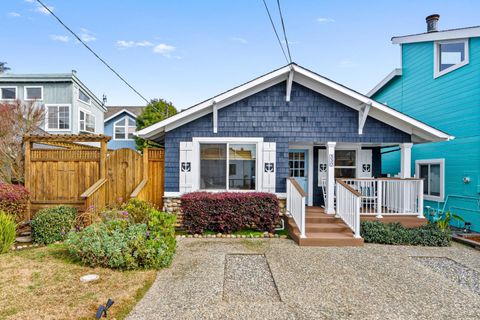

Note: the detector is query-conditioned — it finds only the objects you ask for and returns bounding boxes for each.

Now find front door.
[289,149,308,203]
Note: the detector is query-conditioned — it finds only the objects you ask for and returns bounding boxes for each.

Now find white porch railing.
[335,179,361,238]
[342,178,424,217]
[286,177,306,238]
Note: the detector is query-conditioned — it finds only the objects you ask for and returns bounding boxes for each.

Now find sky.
[1,0,479,110]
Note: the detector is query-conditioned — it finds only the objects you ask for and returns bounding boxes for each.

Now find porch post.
[326,142,336,214]
[399,143,413,178]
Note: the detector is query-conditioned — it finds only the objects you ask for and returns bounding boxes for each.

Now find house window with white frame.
[24,86,43,100]
[79,109,95,133]
[434,39,469,77]
[46,105,70,130]
[335,150,356,178]
[200,143,257,190]
[78,89,91,104]
[114,117,136,140]
[416,159,444,201]
[0,87,17,100]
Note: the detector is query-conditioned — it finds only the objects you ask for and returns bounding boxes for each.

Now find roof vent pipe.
[426,14,440,33]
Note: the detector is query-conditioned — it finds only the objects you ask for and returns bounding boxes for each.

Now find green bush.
[361,221,451,247]
[0,211,16,254]
[31,206,77,244]
[66,204,176,270]
[100,198,155,224]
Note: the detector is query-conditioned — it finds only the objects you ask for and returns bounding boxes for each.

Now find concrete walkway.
[128,239,480,320]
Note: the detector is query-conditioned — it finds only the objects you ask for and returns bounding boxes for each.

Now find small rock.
[194,234,199,238]
[217,233,222,238]
[16,236,32,243]
[280,235,287,239]
[269,233,275,238]
[275,234,280,238]
[80,274,100,283]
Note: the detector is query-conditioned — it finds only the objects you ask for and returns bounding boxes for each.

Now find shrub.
[0,211,16,254]
[181,192,279,234]
[31,206,77,244]
[66,207,176,270]
[360,221,451,247]
[99,198,155,224]
[0,183,29,222]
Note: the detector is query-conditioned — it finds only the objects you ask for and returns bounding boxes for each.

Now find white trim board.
[433,39,469,78]
[392,26,480,44]
[367,69,402,97]
[24,86,44,101]
[136,64,453,143]
[104,109,139,123]
[415,158,445,202]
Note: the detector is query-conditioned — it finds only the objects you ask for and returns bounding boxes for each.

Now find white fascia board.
[367,68,403,97]
[71,73,105,110]
[104,109,138,123]
[136,66,291,138]
[392,27,480,44]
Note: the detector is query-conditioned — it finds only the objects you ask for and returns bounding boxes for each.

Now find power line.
[35,0,150,104]
[276,0,292,63]
[261,0,289,64]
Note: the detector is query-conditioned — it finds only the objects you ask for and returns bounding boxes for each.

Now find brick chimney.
[426,14,440,33]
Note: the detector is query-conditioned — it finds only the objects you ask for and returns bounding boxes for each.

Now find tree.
[135,99,177,151]
[0,100,44,183]
[0,62,10,74]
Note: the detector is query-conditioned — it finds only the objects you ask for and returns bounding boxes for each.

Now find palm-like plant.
[436,211,465,231]
[0,62,10,74]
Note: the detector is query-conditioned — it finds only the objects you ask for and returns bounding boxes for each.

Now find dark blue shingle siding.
[163,82,410,192]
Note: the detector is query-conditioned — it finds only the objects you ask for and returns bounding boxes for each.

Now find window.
[79,109,95,133]
[200,143,257,190]
[416,159,444,201]
[45,104,70,130]
[335,150,356,178]
[289,151,306,177]
[114,117,136,140]
[78,89,91,104]
[434,39,469,78]
[24,86,43,100]
[0,87,17,100]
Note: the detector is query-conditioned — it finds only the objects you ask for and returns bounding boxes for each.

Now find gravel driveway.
[128,239,480,320]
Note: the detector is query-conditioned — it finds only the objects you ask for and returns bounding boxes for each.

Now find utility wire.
[261,0,289,64]
[36,0,150,104]
[276,0,292,63]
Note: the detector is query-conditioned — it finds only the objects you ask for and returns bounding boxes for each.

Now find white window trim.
[0,86,17,101]
[192,137,264,192]
[335,145,362,178]
[79,108,96,133]
[433,38,469,78]
[415,158,445,202]
[78,88,92,105]
[113,116,136,140]
[44,104,71,132]
[24,86,43,101]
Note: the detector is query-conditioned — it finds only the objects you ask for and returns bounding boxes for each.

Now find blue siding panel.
[164,82,410,193]
[105,113,138,150]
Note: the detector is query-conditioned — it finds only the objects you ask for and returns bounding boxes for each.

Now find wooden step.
[305,215,342,224]
[305,223,350,233]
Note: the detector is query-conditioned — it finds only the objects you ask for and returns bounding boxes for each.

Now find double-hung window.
[45,104,70,131]
[79,109,95,133]
[24,86,43,100]
[434,39,469,78]
[114,117,136,140]
[200,143,257,190]
[416,159,444,201]
[0,87,17,100]
[335,150,356,178]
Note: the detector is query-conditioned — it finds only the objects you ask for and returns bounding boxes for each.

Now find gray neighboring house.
[0,70,106,134]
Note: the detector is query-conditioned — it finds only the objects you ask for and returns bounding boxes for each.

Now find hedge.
[360,221,451,247]
[0,183,29,222]
[181,192,279,234]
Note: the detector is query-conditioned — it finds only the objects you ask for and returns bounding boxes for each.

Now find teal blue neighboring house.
[104,106,144,149]
[369,15,480,231]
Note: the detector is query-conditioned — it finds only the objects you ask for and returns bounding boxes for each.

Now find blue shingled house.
[104,106,144,150]
[137,63,452,246]
[369,15,480,232]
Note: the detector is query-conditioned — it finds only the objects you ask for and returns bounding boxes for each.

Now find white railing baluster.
[286,178,306,238]
[335,179,361,237]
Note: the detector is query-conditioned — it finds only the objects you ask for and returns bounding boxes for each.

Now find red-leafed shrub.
[0,183,29,221]
[181,192,279,234]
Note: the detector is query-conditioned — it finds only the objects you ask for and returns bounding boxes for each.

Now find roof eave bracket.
[358,102,372,135]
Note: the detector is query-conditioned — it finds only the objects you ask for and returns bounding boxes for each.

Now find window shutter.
[262,142,276,193]
[358,149,373,178]
[318,149,327,186]
[179,141,194,193]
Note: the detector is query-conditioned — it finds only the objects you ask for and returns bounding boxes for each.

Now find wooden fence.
[24,134,164,222]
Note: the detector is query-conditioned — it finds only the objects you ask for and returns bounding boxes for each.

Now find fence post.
[417,179,424,218]
[24,140,32,220]
[100,139,107,179]
[143,148,149,201]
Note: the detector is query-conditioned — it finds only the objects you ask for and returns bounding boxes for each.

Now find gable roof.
[392,26,480,44]
[367,68,403,97]
[136,63,453,143]
[104,106,145,122]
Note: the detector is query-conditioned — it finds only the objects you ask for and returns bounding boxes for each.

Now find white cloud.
[116,40,153,48]
[229,37,248,44]
[50,35,69,42]
[153,43,179,58]
[25,0,34,3]
[317,17,335,24]
[35,5,54,15]
[79,28,96,42]
[8,12,21,17]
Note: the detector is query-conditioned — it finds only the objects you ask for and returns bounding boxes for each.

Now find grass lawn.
[0,244,156,320]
